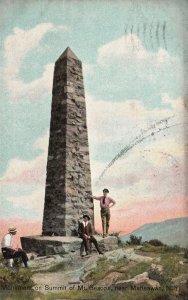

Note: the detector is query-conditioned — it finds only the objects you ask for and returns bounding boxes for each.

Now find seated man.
[78,215,103,256]
[1,227,29,268]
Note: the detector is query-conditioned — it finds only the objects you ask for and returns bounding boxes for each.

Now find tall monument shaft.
[42,47,94,236]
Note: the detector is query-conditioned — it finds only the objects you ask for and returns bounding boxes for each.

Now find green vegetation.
[35,289,173,300]
[108,232,120,237]
[0,291,39,300]
[33,261,65,273]
[85,257,151,285]
[148,239,165,247]
[0,267,34,290]
[0,242,187,300]
[160,253,188,278]
[126,235,142,245]
[148,265,172,290]
[85,256,129,282]
[124,261,151,279]
[141,242,184,254]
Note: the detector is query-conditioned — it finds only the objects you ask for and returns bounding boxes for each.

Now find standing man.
[1,227,29,268]
[92,188,116,238]
[78,215,103,256]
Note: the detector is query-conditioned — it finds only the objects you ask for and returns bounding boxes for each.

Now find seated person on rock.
[1,227,29,268]
[78,215,103,257]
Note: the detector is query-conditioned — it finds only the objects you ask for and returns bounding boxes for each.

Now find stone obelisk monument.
[42,47,94,236]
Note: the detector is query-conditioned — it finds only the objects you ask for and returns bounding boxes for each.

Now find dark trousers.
[80,235,101,254]
[2,247,28,267]
[101,208,110,234]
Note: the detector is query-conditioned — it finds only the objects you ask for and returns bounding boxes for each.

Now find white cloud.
[97,34,174,68]
[4,23,54,78]
[0,131,49,185]
[3,23,66,102]
[161,94,185,112]
[7,188,44,216]
[83,63,95,76]
[94,142,186,210]
[86,94,186,210]
[0,131,49,216]
[94,33,183,102]
[97,34,148,65]
[8,63,54,102]
[33,130,49,153]
[86,93,182,145]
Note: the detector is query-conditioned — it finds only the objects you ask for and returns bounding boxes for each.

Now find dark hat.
[103,188,109,193]
[83,214,90,220]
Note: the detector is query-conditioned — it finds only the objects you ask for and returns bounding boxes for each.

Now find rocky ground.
[28,244,188,300]
[0,243,188,300]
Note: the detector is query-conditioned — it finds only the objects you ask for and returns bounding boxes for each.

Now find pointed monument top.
[57,47,80,62]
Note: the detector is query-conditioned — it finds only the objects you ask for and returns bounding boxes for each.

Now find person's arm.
[78,222,83,236]
[92,196,101,200]
[109,197,116,208]
[79,223,89,239]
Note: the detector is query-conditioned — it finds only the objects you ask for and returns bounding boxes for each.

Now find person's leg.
[90,236,103,254]
[101,210,107,237]
[2,248,14,259]
[88,239,92,254]
[106,209,111,234]
[1,248,14,267]
[81,236,90,254]
[80,241,85,256]
[12,249,28,268]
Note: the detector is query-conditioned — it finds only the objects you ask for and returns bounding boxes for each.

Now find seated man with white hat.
[1,227,29,268]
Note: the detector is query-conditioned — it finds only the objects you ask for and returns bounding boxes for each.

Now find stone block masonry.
[42,47,94,236]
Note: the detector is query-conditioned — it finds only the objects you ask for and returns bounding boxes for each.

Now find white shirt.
[1,233,13,248]
[82,221,88,227]
[94,196,116,208]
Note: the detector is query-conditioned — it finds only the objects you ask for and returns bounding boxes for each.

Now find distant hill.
[120,217,188,247]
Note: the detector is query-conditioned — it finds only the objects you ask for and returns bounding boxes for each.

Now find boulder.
[112,271,160,289]
[104,247,153,263]
[97,272,123,287]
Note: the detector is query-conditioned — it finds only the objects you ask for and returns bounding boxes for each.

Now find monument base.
[21,235,119,256]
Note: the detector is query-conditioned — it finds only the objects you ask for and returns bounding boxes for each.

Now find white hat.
[8,227,17,233]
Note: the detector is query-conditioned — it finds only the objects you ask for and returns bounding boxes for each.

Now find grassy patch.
[84,256,151,284]
[33,288,173,300]
[0,291,39,300]
[141,243,184,254]
[32,261,65,274]
[118,261,151,281]
[0,267,34,289]
[85,257,128,282]
[160,253,188,278]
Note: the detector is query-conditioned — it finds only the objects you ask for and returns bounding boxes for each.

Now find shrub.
[148,265,172,290]
[148,239,164,247]
[148,266,164,283]
[126,234,142,245]
[0,268,34,289]
[109,232,120,237]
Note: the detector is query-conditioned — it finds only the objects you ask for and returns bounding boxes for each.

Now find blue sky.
[0,0,187,224]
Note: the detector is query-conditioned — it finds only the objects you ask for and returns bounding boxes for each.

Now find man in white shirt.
[1,227,29,268]
[92,188,116,238]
